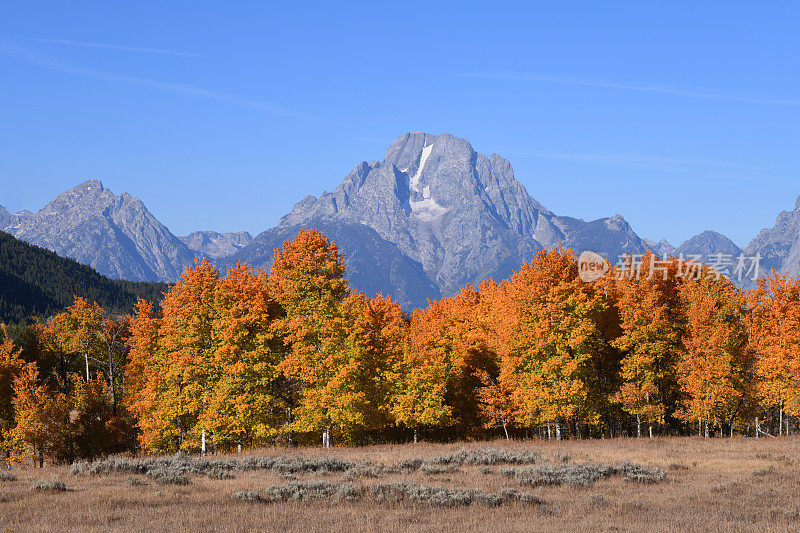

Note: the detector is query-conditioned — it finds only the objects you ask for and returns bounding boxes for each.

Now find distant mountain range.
[2,131,799,309]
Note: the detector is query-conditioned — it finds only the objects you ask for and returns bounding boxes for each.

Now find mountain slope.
[0,231,167,324]
[676,230,742,260]
[268,132,646,301]
[745,195,800,278]
[226,221,440,309]
[1,180,196,282]
[180,231,253,258]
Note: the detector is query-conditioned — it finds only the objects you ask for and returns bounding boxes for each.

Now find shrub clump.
[343,464,400,481]
[0,472,17,482]
[261,481,360,503]
[232,490,262,502]
[753,466,777,478]
[234,481,541,507]
[370,482,539,507]
[618,461,667,484]
[422,448,547,468]
[70,453,360,482]
[30,478,67,493]
[502,461,666,488]
[206,467,235,480]
[420,464,459,476]
[125,476,146,486]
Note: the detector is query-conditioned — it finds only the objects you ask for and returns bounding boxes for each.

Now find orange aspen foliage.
[749,273,800,427]
[494,247,608,433]
[270,228,349,439]
[676,274,751,435]
[405,285,497,433]
[147,257,220,451]
[202,263,284,447]
[613,253,682,437]
[125,298,168,450]
[10,363,71,467]
[295,292,406,440]
[0,328,24,451]
[59,297,106,381]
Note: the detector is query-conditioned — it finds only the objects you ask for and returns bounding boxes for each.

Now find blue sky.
[1,1,799,247]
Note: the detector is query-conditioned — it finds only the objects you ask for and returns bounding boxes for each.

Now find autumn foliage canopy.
[2,227,800,462]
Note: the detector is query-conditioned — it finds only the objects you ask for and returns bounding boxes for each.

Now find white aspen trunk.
[704,422,709,439]
[502,422,509,441]
[85,353,90,381]
[237,443,242,454]
[413,428,418,444]
[547,424,552,441]
[755,417,759,438]
[698,420,702,437]
[649,424,653,439]
[555,422,562,441]
[637,414,642,438]
[201,429,206,456]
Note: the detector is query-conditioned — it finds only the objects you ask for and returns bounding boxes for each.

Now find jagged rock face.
[276,132,644,297]
[642,238,676,258]
[0,206,14,228]
[180,231,253,258]
[745,197,800,277]
[0,180,195,282]
[552,214,645,262]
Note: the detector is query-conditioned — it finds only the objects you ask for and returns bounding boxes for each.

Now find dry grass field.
[1,436,799,532]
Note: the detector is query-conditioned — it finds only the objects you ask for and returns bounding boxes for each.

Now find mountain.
[180,231,253,258]
[0,180,196,282]
[744,195,800,278]
[232,132,647,307]
[675,230,742,260]
[14,132,798,309]
[0,231,167,324]
[642,238,676,257]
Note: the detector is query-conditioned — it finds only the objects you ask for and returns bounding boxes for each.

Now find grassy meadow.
[1,436,800,532]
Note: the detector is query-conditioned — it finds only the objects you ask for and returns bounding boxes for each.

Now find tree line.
[1,228,798,464]
[0,231,167,325]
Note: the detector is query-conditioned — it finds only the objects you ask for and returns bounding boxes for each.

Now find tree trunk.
[637,414,642,438]
[704,422,709,439]
[413,428,418,444]
[201,428,206,456]
[555,422,562,441]
[779,404,784,437]
[649,424,653,439]
[502,422,509,441]
[547,423,552,441]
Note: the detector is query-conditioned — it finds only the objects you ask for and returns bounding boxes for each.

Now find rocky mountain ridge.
[3,133,800,307]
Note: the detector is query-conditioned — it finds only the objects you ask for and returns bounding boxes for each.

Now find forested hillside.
[0,231,168,323]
